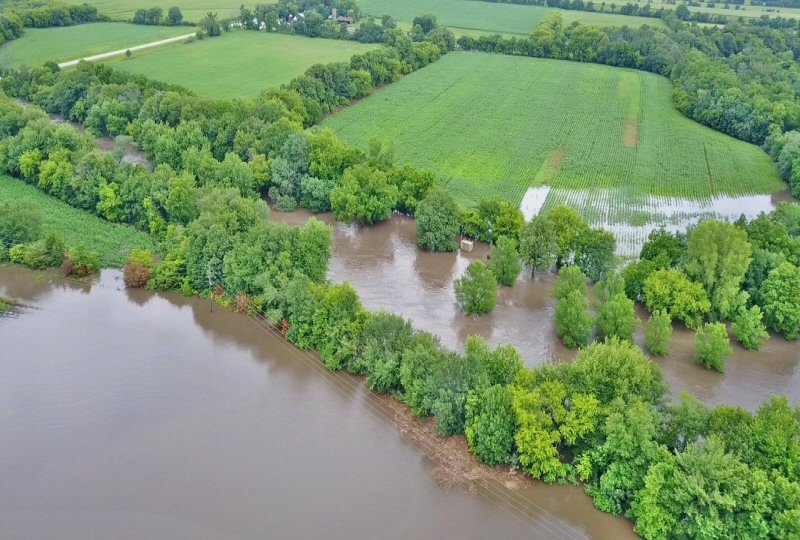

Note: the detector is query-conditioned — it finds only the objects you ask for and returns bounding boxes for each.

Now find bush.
[646,309,672,356]
[22,233,64,269]
[124,249,155,288]
[9,244,26,264]
[66,245,100,276]
[0,244,8,262]
[695,322,732,372]
[454,261,497,315]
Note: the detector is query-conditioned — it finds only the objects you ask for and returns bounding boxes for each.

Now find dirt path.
[57,32,195,69]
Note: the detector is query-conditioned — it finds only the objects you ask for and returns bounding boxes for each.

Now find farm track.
[57,33,196,68]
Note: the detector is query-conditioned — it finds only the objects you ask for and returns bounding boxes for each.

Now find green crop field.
[0,176,153,267]
[108,31,379,99]
[323,52,785,252]
[75,0,243,22]
[0,23,193,68]
[360,0,666,33]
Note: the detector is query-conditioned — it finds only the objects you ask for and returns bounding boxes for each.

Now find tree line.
[0,2,103,49]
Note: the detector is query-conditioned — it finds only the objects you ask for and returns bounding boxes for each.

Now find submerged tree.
[454,261,497,315]
[694,322,732,372]
[490,236,521,286]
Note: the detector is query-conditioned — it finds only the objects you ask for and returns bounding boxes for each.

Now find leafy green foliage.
[465,385,515,466]
[643,269,710,329]
[555,289,592,348]
[454,261,497,315]
[645,309,672,356]
[759,262,800,340]
[683,221,752,320]
[0,199,40,243]
[574,227,616,282]
[330,163,398,224]
[489,236,521,286]
[694,322,732,372]
[415,189,459,252]
[595,291,640,343]
[731,305,770,351]
[519,214,557,274]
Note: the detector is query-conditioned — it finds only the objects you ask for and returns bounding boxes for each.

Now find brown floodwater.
[0,266,636,540]
[271,209,799,410]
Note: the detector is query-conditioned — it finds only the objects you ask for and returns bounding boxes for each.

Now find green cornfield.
[324,51,783,205]
[0,175,153,268]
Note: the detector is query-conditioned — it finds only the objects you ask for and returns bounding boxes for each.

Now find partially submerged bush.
[124,249,155,288]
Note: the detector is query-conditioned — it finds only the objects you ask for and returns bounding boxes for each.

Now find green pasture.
[323,52,783,208]
[108,31,379,99]
[0,175,153,267]
[0,23,192,68]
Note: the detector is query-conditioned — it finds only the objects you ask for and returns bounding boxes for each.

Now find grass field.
[360,0,666,33]
[0,23,193,68]
[0,176,153,267]
[108,31,378,99]
[323,52,785,253]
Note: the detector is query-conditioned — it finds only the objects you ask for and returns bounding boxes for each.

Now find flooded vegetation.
[272,209,800,410]
[0,266,636,540]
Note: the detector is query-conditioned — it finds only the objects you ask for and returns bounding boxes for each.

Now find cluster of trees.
[132,6,184,26]
[0,2,102,49]
[237,0,360,33]
[0,199,99,276]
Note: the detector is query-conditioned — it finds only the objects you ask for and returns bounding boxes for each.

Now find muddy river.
[0,266,634,539]
[273,210,799,410]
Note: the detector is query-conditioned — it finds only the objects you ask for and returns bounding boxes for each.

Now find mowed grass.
[108,31,379,99]
[360,0,666,33]
[0,176,153,268]
[0,23,193,68]
[323,52,783,207]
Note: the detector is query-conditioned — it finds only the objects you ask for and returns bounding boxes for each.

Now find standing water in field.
[521,186,795,255]
[273,209,799,410]
[0,266,635,540]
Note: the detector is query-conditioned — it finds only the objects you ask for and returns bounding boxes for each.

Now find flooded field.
[521,186,795,255]
[0,266,635,540]
[272,209,799,410]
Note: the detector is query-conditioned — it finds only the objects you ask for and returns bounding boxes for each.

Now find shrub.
[454,261,497,315]
[695,322,732,372]
[124,249,155,288]
[66,245,100,276]
[9,244,26,264]
[21,234,64,269]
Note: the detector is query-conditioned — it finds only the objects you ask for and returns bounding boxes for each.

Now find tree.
[489,236,521,286]
[645,309,672,356]
[683,220,752,320]
[199,11,221,36]
[595,292,640,343]
[622,259,656,301]
[759,262,800,340]
[632,438,771,540]
[553,265,587,300]
[454,261,497,315]
[330,164,398,224]
[640,228,683,267]
[695,322,732,372]
[465,385,516,466]
[415,189,459,252]
[555,289,592,348]
[541,205,589,265]
[519,214,557,274]
[167,6,183,25]
[574,227,616,282]
[643,269,711,329]
[731,305,769,351]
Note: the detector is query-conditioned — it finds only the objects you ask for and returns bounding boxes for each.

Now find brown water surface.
[272,210,799,410]
[0,266,635,540]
